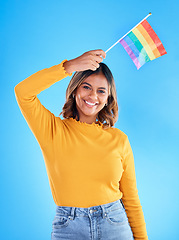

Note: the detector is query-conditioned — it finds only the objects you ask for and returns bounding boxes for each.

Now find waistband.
[55,199,125,220]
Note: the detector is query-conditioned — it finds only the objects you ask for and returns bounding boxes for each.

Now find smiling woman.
[14,49,148,240]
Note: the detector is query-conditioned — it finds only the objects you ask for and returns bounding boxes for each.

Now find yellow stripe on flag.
[132,27,155,60]
[137,24,161,58]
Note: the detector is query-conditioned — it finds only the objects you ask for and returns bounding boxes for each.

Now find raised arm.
[14,50,106,149]
[14,60,72,149]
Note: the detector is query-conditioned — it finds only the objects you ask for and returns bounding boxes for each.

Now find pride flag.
[105,13,167,69]
[119,18,167,69]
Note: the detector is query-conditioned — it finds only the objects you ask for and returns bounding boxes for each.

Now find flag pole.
[105,12,152,53]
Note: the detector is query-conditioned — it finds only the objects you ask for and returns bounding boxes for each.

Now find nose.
[88,90,98,100]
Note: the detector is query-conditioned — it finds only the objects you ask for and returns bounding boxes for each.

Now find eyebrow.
[81,82,107,91]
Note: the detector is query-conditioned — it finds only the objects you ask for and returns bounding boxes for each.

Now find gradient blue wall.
[1,0,179,239]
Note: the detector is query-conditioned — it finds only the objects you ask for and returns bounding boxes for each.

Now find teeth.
[85,100,96,106]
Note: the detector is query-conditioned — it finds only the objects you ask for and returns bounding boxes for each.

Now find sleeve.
[119,136,148,240]
[14,59,72,149]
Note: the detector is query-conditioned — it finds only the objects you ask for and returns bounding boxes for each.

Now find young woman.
[14,49,148,240]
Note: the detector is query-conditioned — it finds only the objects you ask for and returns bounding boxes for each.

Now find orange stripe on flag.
[136,24,161,58]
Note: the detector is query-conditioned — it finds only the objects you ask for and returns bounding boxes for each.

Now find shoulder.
[106,126,128,140]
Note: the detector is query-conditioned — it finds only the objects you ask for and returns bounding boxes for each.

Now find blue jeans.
[51,199,134,240]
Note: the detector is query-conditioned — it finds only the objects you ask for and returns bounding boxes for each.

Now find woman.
[14,49,148,240]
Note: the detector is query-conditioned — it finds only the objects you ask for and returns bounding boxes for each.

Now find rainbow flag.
[119,19,167,69]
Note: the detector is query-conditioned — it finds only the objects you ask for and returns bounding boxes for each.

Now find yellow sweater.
[14,60,148,240]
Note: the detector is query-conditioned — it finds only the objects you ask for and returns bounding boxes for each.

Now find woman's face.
[75,72,109,123]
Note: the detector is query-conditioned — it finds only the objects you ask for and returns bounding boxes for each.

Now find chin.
[82,111,98,117]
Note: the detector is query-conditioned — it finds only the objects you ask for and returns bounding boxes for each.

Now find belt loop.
[100,205,107,219]
[69,207,76,220]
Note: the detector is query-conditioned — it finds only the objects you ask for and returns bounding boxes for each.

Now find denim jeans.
[51,199,134,240]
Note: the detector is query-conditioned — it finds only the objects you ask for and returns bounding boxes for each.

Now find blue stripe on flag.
[123,35,146,67]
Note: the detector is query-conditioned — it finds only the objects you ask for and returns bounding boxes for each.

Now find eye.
[83,85,90,90]
[98,90,105,94]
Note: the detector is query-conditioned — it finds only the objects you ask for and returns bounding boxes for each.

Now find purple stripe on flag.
[120,39,141,69]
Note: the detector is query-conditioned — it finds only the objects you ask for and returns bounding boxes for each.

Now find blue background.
[1,0,179,239]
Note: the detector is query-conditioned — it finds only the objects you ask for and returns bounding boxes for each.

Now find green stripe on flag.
[128,31,150,62]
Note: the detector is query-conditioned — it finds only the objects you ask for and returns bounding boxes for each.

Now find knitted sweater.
[14,60,148,240]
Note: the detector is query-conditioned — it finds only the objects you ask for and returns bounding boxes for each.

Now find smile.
[84,100,98,107]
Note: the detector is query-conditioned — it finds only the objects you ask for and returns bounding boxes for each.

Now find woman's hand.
[63,49,106,74]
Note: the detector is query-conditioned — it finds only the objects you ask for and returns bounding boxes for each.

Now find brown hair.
[60,63,118,129]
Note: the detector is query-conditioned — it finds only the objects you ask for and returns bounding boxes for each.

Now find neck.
[78,115,97,125]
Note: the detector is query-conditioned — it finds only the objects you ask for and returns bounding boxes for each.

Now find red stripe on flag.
[141,19,167,56]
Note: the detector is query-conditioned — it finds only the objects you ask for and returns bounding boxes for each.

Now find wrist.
[63,60,75,74]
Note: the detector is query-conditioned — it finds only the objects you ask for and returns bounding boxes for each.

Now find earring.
[72,94,75,98]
